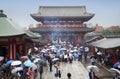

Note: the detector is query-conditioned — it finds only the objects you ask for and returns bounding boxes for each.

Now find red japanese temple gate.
[30,6,95,46]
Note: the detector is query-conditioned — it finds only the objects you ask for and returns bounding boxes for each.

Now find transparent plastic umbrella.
[11,67,23,74]
[33,58,40,63]
[87,65,100,73]
[109,68,120,75]
[24,62,37,70]
[52,58,59,62]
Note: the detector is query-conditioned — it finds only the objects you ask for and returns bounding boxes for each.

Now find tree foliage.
[103,29,120,34]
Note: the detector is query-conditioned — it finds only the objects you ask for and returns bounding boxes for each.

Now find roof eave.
[31,13,95,22]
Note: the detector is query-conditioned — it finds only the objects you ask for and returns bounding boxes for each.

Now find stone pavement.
[35,59,113,79]
[35,60,89,79]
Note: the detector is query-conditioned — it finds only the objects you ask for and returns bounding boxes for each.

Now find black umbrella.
[38,59,47,66]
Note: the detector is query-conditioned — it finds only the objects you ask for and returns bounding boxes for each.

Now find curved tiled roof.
[0,17,25,37]
[31,6,95,22]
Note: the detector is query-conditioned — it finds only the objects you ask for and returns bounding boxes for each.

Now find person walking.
[38,64,43,79]
[84,46,89,62]
[89,69,96,79]
[90,56,95,65]
[78,52,82,62]
[67,72,72,79]
[113,72,120,79]
[49,58,53,72]
[27,67,35,79]
[69,53,73,63]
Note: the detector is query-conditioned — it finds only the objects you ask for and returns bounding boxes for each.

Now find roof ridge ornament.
[0,10,3,13]
[0,10,7,17]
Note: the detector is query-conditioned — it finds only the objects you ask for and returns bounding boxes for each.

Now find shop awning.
[90,38,120,49]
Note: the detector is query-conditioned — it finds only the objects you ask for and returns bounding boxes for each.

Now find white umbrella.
[0,56,4,61]
[87,65,100,72]
[70,50,74,53]
[73,49,78,52]
[11,60,22,66]
[60,48,67,51]
[109,68,120,75]
[97,51,102,55]
[34,47,38,51]
[11,67,23,74]
[41,50,46,53]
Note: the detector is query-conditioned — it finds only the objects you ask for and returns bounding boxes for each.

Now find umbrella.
[11,60,22,66]
[0,56,4,61]
[73,49,78,52]
[60,48,67,51]
[0,64,8,71]
[70,50,74,53]
[33,58,40,63]
[24,62,37,70]
[113,61,120,69]
[52,58,59,62]
[20,56,28,61]
[34,47,38,51]
[11,67,23,74]
[87,65,100,72]
[109,68,120,75]
[24,59,32,64]
[97,52,102,55]
[38,59,47,66]
[90,55,96,59]
[6,60,14,65]
[73,53,78,58]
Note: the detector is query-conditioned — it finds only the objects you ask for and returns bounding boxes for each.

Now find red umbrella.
[20,56,28,61]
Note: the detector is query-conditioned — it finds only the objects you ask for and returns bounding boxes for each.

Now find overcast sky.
[0,0,120,28]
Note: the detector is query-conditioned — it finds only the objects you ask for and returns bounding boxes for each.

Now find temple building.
[29,6,95,46]
[0,10,40,60]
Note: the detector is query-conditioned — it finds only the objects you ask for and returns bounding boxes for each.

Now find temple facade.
[29,6,95,46]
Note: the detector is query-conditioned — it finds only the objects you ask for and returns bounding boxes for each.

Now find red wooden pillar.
[79,34,84,46]
[22,43,27,56]
[9,39,17,60]
[66,34,69,45]
[74,34,78,46]
[9,43,16,60]
[47,34,51,44]
[58,35,60,44]
[13,43,16,60]
[7,45,10,60]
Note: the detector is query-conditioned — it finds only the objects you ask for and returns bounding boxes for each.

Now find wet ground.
[35,59,113,79]
[36,60,89,79]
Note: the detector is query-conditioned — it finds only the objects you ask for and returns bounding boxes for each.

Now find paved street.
[35,60,89,79]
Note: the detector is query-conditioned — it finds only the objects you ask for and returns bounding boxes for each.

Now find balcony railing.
[36,24,86,28]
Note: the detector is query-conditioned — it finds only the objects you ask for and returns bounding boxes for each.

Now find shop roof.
[90,38,120,49]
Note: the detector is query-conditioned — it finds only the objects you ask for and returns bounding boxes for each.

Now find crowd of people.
[0,43,120,79]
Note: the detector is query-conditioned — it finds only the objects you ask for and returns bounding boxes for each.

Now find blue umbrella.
[24,62,36,67]
[6,60,14,65]
[74,53,78,59]
[113,61,120,69]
